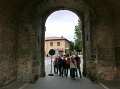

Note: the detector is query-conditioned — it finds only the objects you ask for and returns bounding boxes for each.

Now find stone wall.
[90,1,116,81]
[17,24,35,81]
[114,0,120,81]
[0,0,120,87]
[0,1,18,86]
[17,3,41,82]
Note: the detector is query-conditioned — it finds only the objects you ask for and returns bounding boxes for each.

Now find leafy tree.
[69,41,74,51]
[69,41,74,55]
[74,19,82,52]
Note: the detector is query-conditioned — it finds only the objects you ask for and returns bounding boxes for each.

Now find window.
[50,42,53,46]
[57,42,60,46]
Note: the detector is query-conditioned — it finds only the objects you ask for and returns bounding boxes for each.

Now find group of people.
[53,55,82,80]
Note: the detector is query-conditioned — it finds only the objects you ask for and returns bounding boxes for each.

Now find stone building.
[45,36,70,56]
[0,0,120,87]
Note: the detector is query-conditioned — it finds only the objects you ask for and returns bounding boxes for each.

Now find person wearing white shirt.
[70,57,77,80]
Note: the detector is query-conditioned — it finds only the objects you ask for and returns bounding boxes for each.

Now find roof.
[45,36,70,43]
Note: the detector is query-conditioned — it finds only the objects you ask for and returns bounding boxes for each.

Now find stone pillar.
[37,6,45,77]
[83,6,91,77]
[17,24,36,82]
[89,3,116,81]
[0,4,18,86]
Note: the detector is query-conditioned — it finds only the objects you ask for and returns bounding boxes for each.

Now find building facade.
[45,37,70,56]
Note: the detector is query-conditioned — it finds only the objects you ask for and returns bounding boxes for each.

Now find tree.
[69,41,74,55]
[69,41,74,51]
[74,19,82,52]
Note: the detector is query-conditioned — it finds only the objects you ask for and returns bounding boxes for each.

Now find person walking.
[74,55,82,78]
[70,57,77,80]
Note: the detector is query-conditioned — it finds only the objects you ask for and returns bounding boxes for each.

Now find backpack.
[66,59,70,65]
[77,58,81,65]
[54,58,58,65]
[58,58,61,64]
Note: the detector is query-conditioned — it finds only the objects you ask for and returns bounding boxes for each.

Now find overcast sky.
[45,10,79,41]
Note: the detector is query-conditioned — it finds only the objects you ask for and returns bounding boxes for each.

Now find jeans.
[75,66,82,78]
[61,67,67,76]
[70,68,76,78]
[54,65,58,74]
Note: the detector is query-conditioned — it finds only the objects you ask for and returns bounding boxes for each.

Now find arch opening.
[44,10,84,76]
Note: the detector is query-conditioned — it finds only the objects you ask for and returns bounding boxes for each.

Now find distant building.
[45,36,70,56]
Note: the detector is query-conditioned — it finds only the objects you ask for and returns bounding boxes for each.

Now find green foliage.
[74,19,82,52]
[69,41,74,51]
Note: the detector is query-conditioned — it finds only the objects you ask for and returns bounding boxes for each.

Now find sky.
[45,10,79,41]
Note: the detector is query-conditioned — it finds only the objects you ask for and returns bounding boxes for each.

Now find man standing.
[57,56,62,76]
[61,56,67,77]
[74,55,82,78]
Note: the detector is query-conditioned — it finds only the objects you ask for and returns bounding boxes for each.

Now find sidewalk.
[99,80,120,89]
[0,77,120,89]
[0,81,28,89]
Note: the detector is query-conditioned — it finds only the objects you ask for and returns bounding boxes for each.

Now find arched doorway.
[37,1,90,78]
[44,10,83,75]
[1,0,120,87]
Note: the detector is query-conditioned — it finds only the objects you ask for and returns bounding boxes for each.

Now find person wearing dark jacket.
[66,57,70,77]
[58,56,62,76]
[74,55,82,78]
[61,56,67,77]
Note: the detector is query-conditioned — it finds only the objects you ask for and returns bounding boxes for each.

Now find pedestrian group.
[53,55,82,80]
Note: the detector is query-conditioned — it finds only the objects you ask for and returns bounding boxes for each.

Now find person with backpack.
[57,56,62,76]
[61,56,67,77]
[53,56,58,74]
[74,55,82,78]
[70,57,77,80]
[66,57,70,77]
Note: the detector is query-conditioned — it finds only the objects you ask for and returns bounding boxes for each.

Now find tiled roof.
[45,36,70,42]
[45,36,65,40]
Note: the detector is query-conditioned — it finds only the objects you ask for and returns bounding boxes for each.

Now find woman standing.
[70,57,77,80]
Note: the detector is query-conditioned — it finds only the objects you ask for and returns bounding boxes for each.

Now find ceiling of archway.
[1,0,120,24]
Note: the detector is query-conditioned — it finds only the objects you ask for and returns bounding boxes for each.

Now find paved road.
[22,56,105,89]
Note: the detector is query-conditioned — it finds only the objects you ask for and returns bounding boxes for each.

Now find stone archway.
[43,9,86,75]
[37,0,90,78]
[1,0,120,87]
[37,0,118,82]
